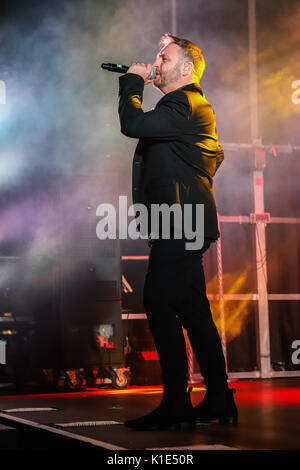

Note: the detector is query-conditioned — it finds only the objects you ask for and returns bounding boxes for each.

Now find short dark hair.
[159,33,205,81]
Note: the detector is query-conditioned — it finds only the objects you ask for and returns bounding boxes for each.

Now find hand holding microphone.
[101,62,156,84]
[126,62,156,84]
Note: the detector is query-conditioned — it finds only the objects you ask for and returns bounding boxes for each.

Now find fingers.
[127,62,154,83]
[130,62,151,68]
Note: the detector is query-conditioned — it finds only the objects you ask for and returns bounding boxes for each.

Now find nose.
[152,57,160,68]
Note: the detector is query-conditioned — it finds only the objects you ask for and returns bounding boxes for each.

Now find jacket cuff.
[118,73,145,95]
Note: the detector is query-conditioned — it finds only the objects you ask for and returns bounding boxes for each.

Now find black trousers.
[143,237,228,397]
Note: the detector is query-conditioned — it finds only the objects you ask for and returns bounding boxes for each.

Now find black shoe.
[124,388,195,431]
[193,388,238,425]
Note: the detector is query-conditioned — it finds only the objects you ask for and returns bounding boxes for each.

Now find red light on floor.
[236,386,300,406]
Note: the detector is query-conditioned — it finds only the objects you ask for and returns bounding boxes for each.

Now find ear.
[182,61,193,76]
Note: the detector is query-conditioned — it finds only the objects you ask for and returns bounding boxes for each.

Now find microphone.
[101,63,156,80]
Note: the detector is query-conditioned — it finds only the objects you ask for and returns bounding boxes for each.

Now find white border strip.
[56,420,121,427]
[2,408,57,413]
[0,413,127,450]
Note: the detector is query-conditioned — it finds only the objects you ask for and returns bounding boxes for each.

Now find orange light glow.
[207,268,253,343]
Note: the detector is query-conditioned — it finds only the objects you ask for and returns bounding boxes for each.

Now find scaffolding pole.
[248,0,271,378]
[171,0,177,36]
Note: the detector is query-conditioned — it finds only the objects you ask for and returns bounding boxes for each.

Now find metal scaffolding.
[191,0,300,380]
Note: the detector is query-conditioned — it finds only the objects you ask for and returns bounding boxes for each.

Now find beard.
[153,60,182,91]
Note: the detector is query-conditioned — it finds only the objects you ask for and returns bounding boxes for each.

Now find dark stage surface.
[0,378,300,451]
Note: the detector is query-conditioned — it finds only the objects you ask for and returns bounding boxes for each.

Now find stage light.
[95,324,117,349]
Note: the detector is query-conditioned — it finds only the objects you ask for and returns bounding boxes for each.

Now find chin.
[152,80,162,90]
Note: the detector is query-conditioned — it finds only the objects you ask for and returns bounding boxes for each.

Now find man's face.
[152,43,183,91]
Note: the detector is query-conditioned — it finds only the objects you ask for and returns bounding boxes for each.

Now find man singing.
[118,33,237,430]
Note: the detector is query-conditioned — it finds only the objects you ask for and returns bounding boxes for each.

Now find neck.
[161,77,196,95]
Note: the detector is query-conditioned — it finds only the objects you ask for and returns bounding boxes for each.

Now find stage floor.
[0,378,300,451]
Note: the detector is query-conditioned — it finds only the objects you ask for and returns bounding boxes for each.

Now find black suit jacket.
[118,73,224,241]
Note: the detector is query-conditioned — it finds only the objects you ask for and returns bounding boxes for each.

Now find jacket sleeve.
[118,73,190,140]
[214,143,224,174]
